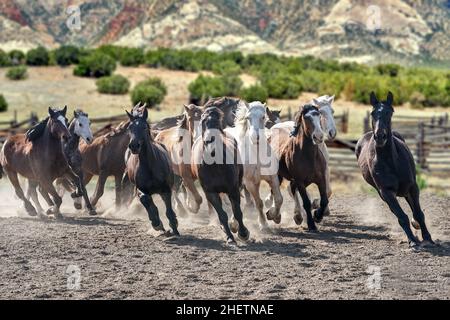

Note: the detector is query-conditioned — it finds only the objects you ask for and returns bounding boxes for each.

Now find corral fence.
[363,112,450,176]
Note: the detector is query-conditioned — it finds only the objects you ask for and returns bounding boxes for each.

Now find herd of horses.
[0,93,435,249]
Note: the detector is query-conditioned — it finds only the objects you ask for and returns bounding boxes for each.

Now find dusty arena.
[0,186,448,300]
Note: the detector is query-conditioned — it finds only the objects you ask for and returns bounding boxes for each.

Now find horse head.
[312,95,336,140]
[73,109,93,144]
[235,101,266,144]
[126,107,149,154]
[265,106,281,129]
[290,104,324,145]
[48,106,70,141]
[370,91,394,148]
[182,104,202,141]
[200,107,224,147]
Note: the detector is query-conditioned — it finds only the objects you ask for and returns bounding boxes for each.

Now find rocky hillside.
[0,0,449,63]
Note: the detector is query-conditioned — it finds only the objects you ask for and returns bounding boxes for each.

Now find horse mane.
[176,113,188,130]
[234,101,249,136]
[107,120,130,137]
[290,104,318,137]
[26,117,49,142]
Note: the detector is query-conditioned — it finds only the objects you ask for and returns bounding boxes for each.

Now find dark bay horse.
[265,106,281,129]
[270,104,327,231]
[356,92,434,249]
[125,107,179,235]
[0,107,71,217]
[27,110,97,215]
[191,107,249,244]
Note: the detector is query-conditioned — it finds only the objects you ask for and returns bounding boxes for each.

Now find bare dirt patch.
[0,188,448,300]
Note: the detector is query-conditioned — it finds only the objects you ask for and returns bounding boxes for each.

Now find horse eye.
[79,123,83,127]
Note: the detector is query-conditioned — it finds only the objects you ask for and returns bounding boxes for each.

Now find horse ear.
[73,110,79,118]
[313,98,320,106]
[265,106,271,115]
[125,110,133,121]
[61,105,67,116]
[48,107,55,118]
[369,92,378,107]
[184,104,191,113]
[328,95,335,104]
[142,108,148,121]
[386,91,394,106]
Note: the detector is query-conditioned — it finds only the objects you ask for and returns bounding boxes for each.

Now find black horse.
[356,91,434,249]
[124,107,179,236]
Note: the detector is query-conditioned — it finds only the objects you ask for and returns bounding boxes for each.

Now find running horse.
[124,107,179,235]
[0,107,71,218]
[270,104,328,231]
[356,92,434,249]
[191,107,250,244]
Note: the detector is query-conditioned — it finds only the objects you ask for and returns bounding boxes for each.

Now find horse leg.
[228,191,250,241]
[5,170,37,216]
[172,175,187,216]
[40,180,64,219]
[38,184,54,208]
[379,189,419,248]
[138,192,164,232]
[27,180,45,217]
[90,172,108,208]
[71,170,96,215]
[298,185,317,231]
[242,180,267,232]
[242,185,254,210]
[205,192,235,244]
[160,192,180,236]
[405,186,434,245]
[265,176,283,225]
[313,179,329,223]
[114,174,122,209]
[289,182,303,225]
[183,176,202,213]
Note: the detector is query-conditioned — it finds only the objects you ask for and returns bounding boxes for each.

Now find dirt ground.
[0,186,448,300]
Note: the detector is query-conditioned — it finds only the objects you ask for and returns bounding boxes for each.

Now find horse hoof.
[88,209,97,216]
[238,228,250,242]
[409,240,420,250]
[272,213,281,224]
[54,212,64,220]
[312,199,320,210]
[229,219,239,233]
[293,214,303,225]
[152,221,165,232]
[411,220,421,230]
[323,208,331,217]
[74,203,82,210]
[313,210,323,223]
[226,237,237,246]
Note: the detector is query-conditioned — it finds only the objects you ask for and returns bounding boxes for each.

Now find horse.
[0,107,71,218]
[270,104,328,231]
[27,110,97,215]
[124,107,179,235]
[267,95,336,219]
[155,104,203,214]
[224,101,283,231]
[356,92,434,249]
[203,97,240,128]
[77,119,130,209]
[264,106,282,129]
[192,107,250,244]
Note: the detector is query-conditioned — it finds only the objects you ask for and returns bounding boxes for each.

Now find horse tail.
[0,162,3,179]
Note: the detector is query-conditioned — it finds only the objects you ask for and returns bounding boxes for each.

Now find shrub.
[138,77,167,95]
[220,75,243,96]
[0,50,11,67]
[131,82,166,108]
[188,74,226,103]
[0,94,7,112]
[318,72,346,98]
[119,47,144,66]
[6,66,28,80]
[212,60,241,76]
[96,75,130,94]
[262,74,302,99]
[26,46,49,65]
[54,45,81,66]
[96,45,125,60]
[240,84,269,103]
[8,50,25,65]
[376,64,401,77]
[73,52,116,77]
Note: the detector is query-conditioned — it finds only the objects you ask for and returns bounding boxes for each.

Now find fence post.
[363,111,370,133]
[341,109,349,133]
[416,122,427,169]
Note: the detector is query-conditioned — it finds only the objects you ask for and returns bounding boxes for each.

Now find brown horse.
[125,107,179,235]
[191,107,249,244]
[155,104,203,214]
[0,107,71,218]
[203,97,240,128]
[265,106,281,129]
[356,92,434,249]
[270,104,327,231]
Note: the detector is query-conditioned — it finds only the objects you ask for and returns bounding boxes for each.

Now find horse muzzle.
[129,142,141,154]
[328,129,337,140]
[374,131,387,147]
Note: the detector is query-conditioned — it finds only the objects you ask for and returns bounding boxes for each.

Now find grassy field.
[0,65,448,194]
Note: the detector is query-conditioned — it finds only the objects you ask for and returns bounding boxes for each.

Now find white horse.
[225,101,283,231]
[267,95,336,222]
